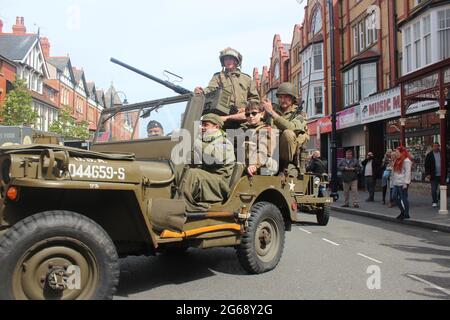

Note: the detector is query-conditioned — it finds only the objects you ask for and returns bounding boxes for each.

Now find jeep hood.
[0,144,135,161]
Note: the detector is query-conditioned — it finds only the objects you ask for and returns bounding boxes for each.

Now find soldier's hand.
[247,165,258,177]
[194,87,204,94]
[261,98,274,114]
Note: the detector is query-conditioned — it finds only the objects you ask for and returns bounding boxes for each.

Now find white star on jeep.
[289,180,296,192]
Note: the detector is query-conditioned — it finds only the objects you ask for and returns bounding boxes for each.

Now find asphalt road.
[114,211,450,300]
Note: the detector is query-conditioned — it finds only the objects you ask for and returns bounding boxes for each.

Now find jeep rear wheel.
[236,202,285,274]
[0,211,119,300]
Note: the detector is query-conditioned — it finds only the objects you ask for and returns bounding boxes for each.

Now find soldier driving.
[178,113,235,212]
[194,47,260,128]
[262,82,309,175]
[147,120,164,137]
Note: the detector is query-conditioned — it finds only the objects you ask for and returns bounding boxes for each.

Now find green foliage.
[0,79,38,126]
[49,106,90,140]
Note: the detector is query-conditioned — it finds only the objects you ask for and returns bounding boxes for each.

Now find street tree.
[0,79,38,127]
[49,105,90,140]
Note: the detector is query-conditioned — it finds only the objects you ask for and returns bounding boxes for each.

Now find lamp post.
[328,0,339,201]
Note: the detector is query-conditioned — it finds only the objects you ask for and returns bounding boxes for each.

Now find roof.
[0,34,38,61]
[0,53,16,66]
[72,68,84,84]
[47,57,70,71]
[96,89,105,107]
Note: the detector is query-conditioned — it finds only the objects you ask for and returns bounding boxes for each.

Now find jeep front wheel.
[0,211,119,300]
[236,202,285,274]
[316,205,330,226]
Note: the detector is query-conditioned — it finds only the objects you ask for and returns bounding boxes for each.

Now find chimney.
[12,16,26,35]
[0,19,3,34]
[40,37,50,59]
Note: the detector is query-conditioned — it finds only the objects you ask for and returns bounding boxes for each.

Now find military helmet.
[201,113,224,128]
[276,82,298,103]
[220,47,243,68]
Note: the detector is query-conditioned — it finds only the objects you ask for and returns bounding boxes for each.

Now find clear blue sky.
[0,0,305,103]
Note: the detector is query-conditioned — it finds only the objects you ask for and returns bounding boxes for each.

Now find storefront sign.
[360,87,439,124]
[307,119,319,136]
[337,106,361,130]
[318,116,332,133]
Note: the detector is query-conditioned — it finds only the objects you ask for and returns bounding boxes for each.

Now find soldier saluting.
[262,82,309,175]
[194,47,260,128]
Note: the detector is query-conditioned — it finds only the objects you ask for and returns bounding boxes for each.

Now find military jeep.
[0,93,332,300]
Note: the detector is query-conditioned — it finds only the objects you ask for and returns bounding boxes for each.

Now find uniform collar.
[224,69,241,77]
[202,129,224,142]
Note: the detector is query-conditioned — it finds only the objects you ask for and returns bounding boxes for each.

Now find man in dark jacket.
[425,143,442,208]
[307,150,327,175]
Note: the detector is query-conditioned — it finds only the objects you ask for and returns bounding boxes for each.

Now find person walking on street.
[425,143,442,208]
[391,146,413,220]
[362,152,380,202]
[338,149,361,208]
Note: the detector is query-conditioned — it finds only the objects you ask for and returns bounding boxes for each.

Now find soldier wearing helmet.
[194,47,260,128]
[262,82,309,175]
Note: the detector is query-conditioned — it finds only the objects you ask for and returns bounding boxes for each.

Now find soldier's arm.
[203,74,221,95]
[273,114,306,133]
[247,79,260,103]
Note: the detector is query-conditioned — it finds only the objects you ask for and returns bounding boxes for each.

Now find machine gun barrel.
[110,58,192,95]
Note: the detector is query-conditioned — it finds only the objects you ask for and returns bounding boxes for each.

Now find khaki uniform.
[178,130,235,212]
[240,122,277,175]
[269,105,309,174]
[204,70,260,110]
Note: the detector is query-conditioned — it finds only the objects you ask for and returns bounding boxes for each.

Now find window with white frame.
[343,62,377,107]
[273,61,280,80]
[413,21,422,69]
[311,8,322,35]
[353,12,379,56]
[423,15,432,65]
[404,27,412,73]
[313,86,323,115]
[438,8,450,60]
[360,63,377,99]
[313,43,323,71]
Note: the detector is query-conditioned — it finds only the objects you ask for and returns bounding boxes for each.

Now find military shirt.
[270,105,308,134]
[204,70,260,109]
[240,122,277,174]
[194,130,235,182]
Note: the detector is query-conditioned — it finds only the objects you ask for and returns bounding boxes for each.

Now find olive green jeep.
[0,93,332,300]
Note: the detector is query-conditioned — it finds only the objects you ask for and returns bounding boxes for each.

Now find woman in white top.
[391,146,413,220]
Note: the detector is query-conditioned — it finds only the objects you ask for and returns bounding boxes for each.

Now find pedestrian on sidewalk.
[425,142,442,208]
[362,152,380,202]
[338,149,361,208]
[391,147,413,220]
[381,150,395,206]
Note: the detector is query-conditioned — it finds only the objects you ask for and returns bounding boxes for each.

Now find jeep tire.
[236,202,285,274]
[0,211,119,300]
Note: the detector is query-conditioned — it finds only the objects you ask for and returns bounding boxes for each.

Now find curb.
[331,205,450,234]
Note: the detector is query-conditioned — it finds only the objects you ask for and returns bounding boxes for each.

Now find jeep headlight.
[1,159,11,184]
[314,177,321,187]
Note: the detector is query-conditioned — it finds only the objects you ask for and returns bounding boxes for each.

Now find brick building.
[0,54,16,106]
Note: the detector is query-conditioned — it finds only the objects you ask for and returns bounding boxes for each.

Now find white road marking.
[357,253,383,264]
[299,228,312,234]
[322,238,340,246]
[407,275,450,296]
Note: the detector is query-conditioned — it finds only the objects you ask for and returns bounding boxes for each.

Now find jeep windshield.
[94,95,190,144]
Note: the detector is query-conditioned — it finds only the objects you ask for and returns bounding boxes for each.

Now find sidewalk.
[330,190,450,233]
